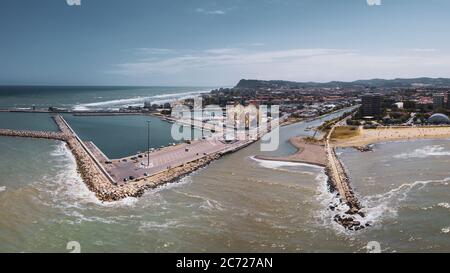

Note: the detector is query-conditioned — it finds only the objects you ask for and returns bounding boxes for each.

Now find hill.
[235,78,450,89]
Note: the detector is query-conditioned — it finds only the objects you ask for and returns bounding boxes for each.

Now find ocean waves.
[249,156,324,173]
[393,145,450,159]
[317,175,450,234]
[73,89,208,111]
[36,142,142,225]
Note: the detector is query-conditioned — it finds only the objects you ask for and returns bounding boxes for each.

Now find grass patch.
[330,126,360,140]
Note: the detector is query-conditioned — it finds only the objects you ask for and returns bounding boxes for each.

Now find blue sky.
[1,0,450,86]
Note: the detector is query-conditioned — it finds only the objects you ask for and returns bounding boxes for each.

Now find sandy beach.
[332,126,450,147]
[255,137,327,166]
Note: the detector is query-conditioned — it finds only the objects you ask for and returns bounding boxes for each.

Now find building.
[143,101,152,109]
[428,113,450,124]
[361,93,382,117]
[446,92,450,109]
[433,93,445,111]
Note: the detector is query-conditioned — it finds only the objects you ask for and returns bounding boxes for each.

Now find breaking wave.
[316,173,450,234]
[144,175,194,195]
[35,142,142,225]
[249,156,323,174]
[393,145,450,159]
[438,202,450,209]
[73,90,208,111]
[138,219,184,232]
[0,186,6,192]
[314,172,352,233]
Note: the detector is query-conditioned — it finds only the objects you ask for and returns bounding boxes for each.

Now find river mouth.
[1,109,450,252]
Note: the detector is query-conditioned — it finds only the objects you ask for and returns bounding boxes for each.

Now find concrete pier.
[0,114,258,201]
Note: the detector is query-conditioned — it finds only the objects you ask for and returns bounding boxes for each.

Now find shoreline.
[254,137,327,167]
[0,107,355,203]
[0,114,256,202]
[332,126,450,148]
[57,115,255,201]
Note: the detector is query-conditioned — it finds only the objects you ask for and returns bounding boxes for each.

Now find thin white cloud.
[196,8,226,15]
[110,47,450,85]
[410,48,437,53]
[367,0,381,6]
[66,0,81,6]
[115,48,353,74]
[204,48,241,54]
[136,48,175,55]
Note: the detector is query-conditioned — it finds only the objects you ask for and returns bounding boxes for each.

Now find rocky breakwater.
[324,122,367,230]
[53,115,224,201]
[129,153,222,197]
[325,147,366,231]
[66,142,222,201]
[52,115,124,201]
[64,137,124,200]
[0,128,68,141]
[354,145,373,152]
[0,115,224,201]
[86,153,222,201]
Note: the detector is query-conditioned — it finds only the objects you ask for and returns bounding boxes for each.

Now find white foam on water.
[73,90,208,111]
[315,169,450,234]
[249,156,324,174]
[45,142,100,206]
[437,202,450,209]
[138,219,184,232]
[358,178,450,230]
[393,145,450,159]
[442,227,450,234]
[56,142,139,207]
[74,96,147,109]
[245,176,312,191]
[174,189,225,212]
[0,186,6,192]
[199,198,225,212]
[143,174,194,197]
[62,210,119,225]
[36,142,143,225]
[314,172,357,235]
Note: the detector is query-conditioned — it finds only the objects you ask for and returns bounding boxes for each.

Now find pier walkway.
[325,121,364,230]
[0,113,260,201]
[105,139,230,183]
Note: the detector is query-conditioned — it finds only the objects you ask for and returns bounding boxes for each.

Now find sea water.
[0,87,449,252]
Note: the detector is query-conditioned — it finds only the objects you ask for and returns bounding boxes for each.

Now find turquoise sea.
[0,87,449,252]
[0,86,212,110]
[0,112,59,132]
[63,114,204,159]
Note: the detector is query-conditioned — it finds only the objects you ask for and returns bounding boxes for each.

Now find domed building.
[428,113,450,124]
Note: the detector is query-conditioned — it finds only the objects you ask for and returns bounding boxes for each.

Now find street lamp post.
[147,120,151,167]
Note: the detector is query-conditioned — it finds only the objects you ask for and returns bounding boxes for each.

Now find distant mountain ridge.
[235,78,450,89]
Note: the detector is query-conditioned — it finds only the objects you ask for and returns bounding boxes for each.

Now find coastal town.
[4,78,450,230]
[4,0,450,257]
[4,80,450,230]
